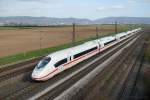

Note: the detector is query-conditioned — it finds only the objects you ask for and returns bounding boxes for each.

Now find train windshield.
[36,57,51,69]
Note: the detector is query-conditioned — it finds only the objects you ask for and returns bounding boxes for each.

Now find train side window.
[74,46,98,59]
[104,39,116,45]
[55,58,67,67]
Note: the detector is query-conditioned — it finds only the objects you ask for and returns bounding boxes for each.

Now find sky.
[0,0,150,19]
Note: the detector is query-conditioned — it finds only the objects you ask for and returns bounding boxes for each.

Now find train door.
[67,50,73,61]
[66,51,73,68]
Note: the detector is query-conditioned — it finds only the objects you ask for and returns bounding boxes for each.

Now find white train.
[31,28,142,81]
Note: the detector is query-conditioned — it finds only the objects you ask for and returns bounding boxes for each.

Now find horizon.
[0,16,150,20]
[0,0,150,20]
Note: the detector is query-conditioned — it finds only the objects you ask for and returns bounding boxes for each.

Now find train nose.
[31,72,36,78]
[31,70,42,80]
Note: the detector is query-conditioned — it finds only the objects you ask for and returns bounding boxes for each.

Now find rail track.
[107,33,145,100]
[0,57,42,83]
[117,33,146,100]
[0,32,143,100]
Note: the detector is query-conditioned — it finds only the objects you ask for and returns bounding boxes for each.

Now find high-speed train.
[31,28,142,81]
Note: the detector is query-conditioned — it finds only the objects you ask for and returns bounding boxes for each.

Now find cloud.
[128,0,137,4]
[112,5,124,9]
[97,4,125,11]
[97,7,106,11]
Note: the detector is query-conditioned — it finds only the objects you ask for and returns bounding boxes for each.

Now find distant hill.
[94,17,150,24]
[0,16,92,26]
[0,16,150,26]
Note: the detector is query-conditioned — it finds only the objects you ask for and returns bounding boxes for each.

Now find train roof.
[115,32,127,37]
[127,28,141,34]
[98,36,115,43]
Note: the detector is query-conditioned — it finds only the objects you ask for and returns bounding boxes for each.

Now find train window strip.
[55,58,67,67]
[104,39,116,46]
[74,46,98,59]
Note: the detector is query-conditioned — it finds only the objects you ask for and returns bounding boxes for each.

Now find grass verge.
[145,38,150,62]
[143,35,150,99]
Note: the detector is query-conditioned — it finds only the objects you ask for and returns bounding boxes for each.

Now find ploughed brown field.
[0,25,118,57]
